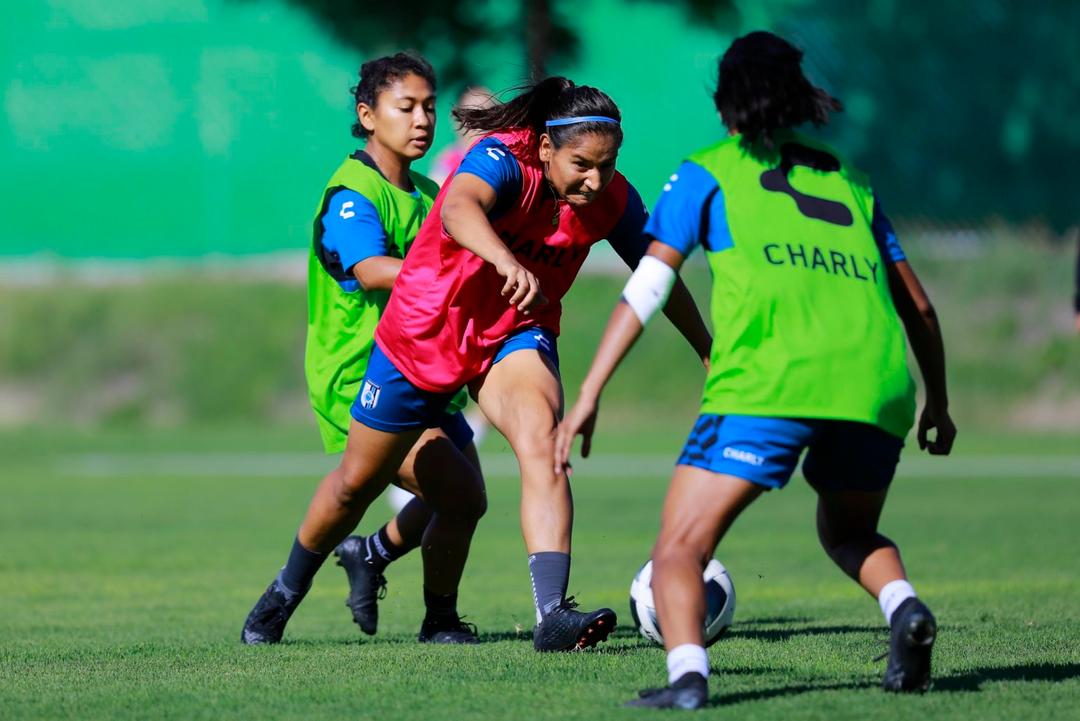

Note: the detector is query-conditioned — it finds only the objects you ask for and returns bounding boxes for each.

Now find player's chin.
[565,192,597,207]
[402,140,431,159]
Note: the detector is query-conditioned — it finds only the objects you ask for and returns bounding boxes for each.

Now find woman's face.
[357,73,436,160]
[539,131,620,207]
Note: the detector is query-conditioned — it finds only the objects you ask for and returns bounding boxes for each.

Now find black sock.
[363,526,407,572]
[277,536,329,598]
[528,551,570,620]
[423,588,459,619]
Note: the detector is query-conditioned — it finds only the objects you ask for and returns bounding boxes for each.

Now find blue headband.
[545,116,620,127]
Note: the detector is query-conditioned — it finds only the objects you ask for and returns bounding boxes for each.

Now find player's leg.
[805,421,936,692]
[241,343,444,644]
[630,466,762,709]
[335,412,482,638]
[628,414,808,709]
[397,427,487,643]
[241,421,421,644]
[472,328,615,651]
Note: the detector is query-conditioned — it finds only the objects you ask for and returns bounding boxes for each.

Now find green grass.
[2,428,1078,720]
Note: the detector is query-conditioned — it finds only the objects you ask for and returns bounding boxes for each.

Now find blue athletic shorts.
[677,414,904,492]
[351,327,558,436]
[493,326,559,369]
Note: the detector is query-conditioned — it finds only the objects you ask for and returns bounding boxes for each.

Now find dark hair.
[351,52,436,139]
[453,76,623,149]
[714,31,842,149]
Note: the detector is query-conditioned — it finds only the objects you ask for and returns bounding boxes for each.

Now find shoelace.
[374,573,388,601]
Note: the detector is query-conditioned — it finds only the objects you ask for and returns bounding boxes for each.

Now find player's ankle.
[667,644,709,685]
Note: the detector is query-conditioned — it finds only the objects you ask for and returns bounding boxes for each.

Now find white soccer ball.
[629,558,735,647]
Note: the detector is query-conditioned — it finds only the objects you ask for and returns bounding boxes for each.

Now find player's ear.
[538,133,554,163]
[357,102,376,135]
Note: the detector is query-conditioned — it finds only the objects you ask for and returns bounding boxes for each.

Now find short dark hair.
[453,76,623,150]
[714,31,842,149]
[351,53,436,139]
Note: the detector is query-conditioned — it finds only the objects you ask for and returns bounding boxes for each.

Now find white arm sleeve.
[621,255,677,325]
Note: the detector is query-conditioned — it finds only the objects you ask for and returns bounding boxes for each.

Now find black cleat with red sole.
[533,597,616,652]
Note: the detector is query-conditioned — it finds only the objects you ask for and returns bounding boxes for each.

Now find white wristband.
[621,255,677,325]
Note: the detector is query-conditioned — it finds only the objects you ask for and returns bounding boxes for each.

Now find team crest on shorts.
[360,380,381,410]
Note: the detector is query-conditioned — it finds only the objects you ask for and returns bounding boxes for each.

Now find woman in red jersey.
[247,77,711,652]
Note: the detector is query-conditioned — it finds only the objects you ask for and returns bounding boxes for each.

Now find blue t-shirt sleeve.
[644,160,732,256]
[455,137,523,220]
[320,189,389,288]
[870,196,905,264]
[606,182,651,269]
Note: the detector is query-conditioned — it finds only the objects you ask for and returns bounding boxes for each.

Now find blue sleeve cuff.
[871,197,906,264]
[607,183,651,268]
[455,137,522,220]
[320,189,389,282]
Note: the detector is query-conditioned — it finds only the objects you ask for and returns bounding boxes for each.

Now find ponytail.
[454,77,623,149]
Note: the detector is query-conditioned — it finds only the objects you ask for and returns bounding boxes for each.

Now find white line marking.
[49,452,1080,480]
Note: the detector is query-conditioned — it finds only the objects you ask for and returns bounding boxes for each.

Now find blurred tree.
[778,0,1080,232]
[233,0,734,82]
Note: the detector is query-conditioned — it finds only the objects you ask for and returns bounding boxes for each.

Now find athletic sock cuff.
[879,579,917,625]
[667,644,710,685]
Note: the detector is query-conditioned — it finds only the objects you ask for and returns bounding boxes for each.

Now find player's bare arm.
[352,255,403,291]
[886,260,956,455]
[441,173,548,312]
[556,242,686,473]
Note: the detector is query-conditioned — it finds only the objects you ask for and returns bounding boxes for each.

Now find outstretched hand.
[917,405,956,455]
[554,394,600,476]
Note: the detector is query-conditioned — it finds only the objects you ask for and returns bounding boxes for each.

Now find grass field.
[1,426,1078,720]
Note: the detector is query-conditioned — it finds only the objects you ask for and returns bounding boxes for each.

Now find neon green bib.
[305,155,441,453]
[688,132,915,438]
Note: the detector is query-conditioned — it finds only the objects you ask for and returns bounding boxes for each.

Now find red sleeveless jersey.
[375,127,630,392]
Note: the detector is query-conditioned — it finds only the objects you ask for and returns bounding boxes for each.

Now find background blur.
[1,0,1077,438]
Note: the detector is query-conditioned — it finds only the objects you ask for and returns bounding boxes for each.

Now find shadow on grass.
[707,662,1080,706]
[726,623,882,643]
[935,662,1080,692]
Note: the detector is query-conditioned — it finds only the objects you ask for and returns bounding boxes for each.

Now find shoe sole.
[884,613,936,692]
[574,609,617,650]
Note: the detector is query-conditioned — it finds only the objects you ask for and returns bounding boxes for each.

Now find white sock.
[667,644,709,684]
[878,579,917,624]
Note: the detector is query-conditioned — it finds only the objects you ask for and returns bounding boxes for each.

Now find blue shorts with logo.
[677,414,904,492]
[350,327,558,437]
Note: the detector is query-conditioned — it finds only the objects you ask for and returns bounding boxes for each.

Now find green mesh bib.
[687,132,915,438]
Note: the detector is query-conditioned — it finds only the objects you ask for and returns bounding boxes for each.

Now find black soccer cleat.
[241,578,305,645]
[335,535,387,635]
[625,672,709,710]
[882,597,937,692]
[532,597,617,652]
[417,613,480,644]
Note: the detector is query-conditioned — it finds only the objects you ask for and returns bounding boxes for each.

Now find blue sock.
[528,552,570,623]
[277,536,329,598]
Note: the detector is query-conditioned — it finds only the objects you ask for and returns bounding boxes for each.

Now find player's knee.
[334,460,375,506]
[507,422,557,463]
[653,530,711,569]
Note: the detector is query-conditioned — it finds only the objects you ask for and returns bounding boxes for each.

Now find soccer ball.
[629,558,735,647]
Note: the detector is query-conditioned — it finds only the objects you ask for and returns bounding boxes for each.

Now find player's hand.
[917,404,956,456]
[495,258,548,314]
[554,394,600,476]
